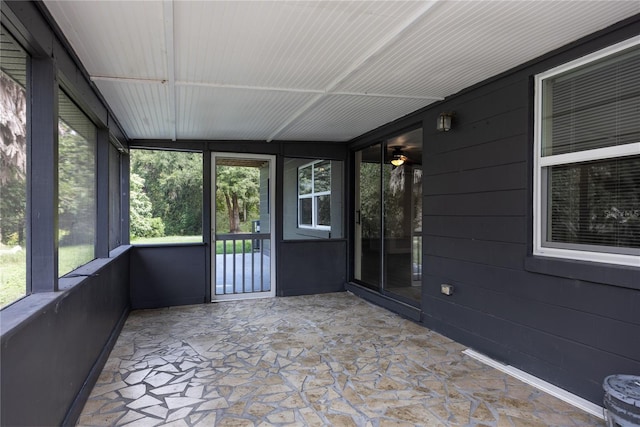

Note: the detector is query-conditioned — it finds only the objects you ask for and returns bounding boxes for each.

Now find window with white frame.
[534,37,640,266]
[298,160,331,230]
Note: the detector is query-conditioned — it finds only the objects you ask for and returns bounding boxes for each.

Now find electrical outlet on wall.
[441,284,454,296]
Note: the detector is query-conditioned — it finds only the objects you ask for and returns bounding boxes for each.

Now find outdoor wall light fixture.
[390,147,408,167]
[437,112,454,132]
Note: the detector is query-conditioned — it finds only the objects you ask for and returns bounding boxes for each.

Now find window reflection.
[284,158,343,240]
[58,91,97,276]
[0,27,28,307]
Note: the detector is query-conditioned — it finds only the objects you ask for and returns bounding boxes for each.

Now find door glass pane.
[214,157,272,298]
[384,129,422,303]
[412,168,423,283]
[355,144,382,289]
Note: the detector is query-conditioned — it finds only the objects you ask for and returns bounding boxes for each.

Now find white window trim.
[298,161,331,231]
[533,36,640,267]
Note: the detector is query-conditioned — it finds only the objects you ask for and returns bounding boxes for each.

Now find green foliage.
[5,232,20,247]
[0,71,27,247]
[0,149,26,247]
[0,248,26,308]
[359,161,381,239]
[130,173,165,239]
[130,150,202,238]
[360,161,422,239]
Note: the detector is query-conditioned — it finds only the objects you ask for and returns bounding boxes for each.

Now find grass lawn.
[215,240,253,255]
[131,235,253,254]
[131,235,203,244]
[1,243,94,308]
[0,250,26,308]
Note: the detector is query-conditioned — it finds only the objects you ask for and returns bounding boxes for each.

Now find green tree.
[216,166,260,233]
[130,150,202,237]
[359,161,381,240]
[129,173,164,238]
[0,72,27,247]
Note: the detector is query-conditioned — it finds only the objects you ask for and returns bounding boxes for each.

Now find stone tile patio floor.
[78,292,604,426]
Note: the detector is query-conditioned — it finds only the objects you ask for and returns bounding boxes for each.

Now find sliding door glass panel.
[355,144,382,289]
[383,130,422,303]
[412,167,423,285]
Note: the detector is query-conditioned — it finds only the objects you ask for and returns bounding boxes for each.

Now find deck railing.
[215,233,271,295]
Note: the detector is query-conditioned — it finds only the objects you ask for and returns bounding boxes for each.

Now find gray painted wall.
[0,249,130,426]
[130,244,207,309]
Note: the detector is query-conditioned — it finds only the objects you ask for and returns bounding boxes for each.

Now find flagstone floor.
[77,292,604,426]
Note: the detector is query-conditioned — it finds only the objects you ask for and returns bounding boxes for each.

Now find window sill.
[524,255,640,290]
[131,241,205,248]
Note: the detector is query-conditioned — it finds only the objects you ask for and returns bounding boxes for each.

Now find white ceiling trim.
[266,0,440,141]
[91,76,167,85]
[163,0,177,141]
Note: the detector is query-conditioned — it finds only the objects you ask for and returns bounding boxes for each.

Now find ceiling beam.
[177,81,443,101]
[266,0,441,142]
[177,81,324,95]
[89,77,444,99]
[163,0,177,141]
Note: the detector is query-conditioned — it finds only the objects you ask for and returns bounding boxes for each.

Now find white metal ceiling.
[43,0,639,142]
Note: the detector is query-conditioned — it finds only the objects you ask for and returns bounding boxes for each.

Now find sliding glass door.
[354,128,423,305]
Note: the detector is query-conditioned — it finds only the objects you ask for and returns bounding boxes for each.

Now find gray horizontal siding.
[415,16,640,405]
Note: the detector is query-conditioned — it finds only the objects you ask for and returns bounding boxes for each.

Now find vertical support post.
[232,240,236,294]
[29,56,59,292]
[203,149,211,301]
[242,239,246,293]
[121,152,130,245]
[222,238,227,295]
[95,128,109,258]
